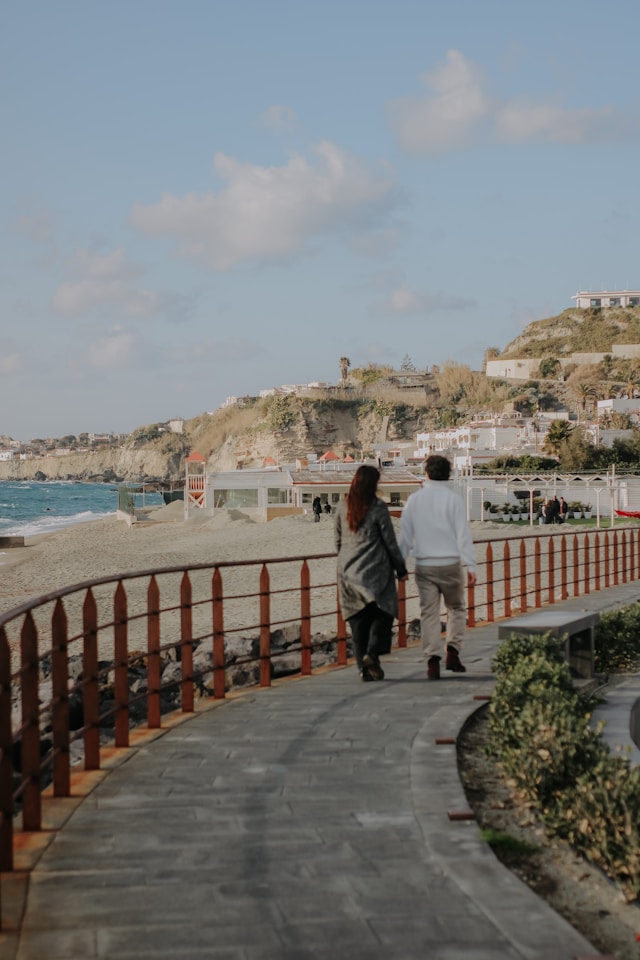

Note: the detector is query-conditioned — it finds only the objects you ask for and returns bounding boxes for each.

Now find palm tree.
[543,419,573,457]
[624,370,640,399]
[339,357,351,385]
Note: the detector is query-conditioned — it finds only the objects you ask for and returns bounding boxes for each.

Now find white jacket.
[399,480,476,572]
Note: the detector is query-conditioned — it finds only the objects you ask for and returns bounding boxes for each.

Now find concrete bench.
[498,609,599,680]
[0,535,25,548]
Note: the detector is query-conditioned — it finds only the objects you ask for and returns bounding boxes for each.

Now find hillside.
[0,392,432,483]
[500,306,640,359]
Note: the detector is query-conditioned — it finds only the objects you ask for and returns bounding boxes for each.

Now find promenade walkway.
[3,583,640,960]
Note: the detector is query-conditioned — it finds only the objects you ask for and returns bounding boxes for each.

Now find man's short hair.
[425,454,451,481]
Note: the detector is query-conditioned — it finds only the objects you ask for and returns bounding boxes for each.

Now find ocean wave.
[0,509,115,538]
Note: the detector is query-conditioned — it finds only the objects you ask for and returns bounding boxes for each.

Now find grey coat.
[335,497,407,621]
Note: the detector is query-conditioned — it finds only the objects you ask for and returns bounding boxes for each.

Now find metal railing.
[1,526,639,929]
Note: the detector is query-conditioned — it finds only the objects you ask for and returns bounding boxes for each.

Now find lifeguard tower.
[185,452,207,517]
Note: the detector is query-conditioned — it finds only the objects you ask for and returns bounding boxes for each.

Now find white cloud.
[0,349,23,375]
[130,141,395,271]
[166,337,263,365]
[53,248,158,317]
[259,104,297,130]
[390,49,637,154]
[370,283,475,318]
[389,50,490,154]
[495,100,632,143]
[86,328,135,369]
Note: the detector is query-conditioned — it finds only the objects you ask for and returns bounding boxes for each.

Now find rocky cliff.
[0,395,428,483]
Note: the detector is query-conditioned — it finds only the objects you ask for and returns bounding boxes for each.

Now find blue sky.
[2,0,639,440]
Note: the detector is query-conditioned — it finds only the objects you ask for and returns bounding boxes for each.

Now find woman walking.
[335,465,407,681]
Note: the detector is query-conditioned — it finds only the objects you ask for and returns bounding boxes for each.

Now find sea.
[0,481,163,539]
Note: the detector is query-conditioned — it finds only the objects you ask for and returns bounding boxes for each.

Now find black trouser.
[348,603,393,671]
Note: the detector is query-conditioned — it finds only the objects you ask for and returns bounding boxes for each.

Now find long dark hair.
[346,465,380,532]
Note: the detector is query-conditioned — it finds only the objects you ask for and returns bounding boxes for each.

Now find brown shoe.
[363,653,384,681]
[426,656,441,680]
[445,645,466,673]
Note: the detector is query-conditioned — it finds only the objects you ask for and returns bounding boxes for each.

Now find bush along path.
[488,629,640,903]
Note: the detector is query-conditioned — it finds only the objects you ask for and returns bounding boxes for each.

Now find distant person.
[541,499,551,524]
[323,501,332,515]
[335,465,407,682]
[550,496,561,524]
[312,496,322,522]
[559,497,568,523]
[399,455,476,680]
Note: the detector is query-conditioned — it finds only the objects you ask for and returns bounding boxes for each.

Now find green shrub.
[488,630,640,900]
[595,603,640,672]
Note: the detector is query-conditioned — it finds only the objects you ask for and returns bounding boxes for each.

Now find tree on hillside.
[624,370,640,399]
[400,353,416,371]
[538,357,561,379]
[434,361,476,404]
[543,419,573,457]
[339,357,351,385]
[557,427,596,471]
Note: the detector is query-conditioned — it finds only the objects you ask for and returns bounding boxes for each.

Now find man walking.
[399,455,476,679]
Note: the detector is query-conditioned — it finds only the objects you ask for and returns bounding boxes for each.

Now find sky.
[2,0,640,441]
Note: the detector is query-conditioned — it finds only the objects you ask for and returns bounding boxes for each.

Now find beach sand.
[0,503,339,615]
[0,503,542,664]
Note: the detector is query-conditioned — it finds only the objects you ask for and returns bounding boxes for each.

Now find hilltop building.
[571,290,640,309]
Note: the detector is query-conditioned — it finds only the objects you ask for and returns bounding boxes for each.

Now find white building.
[572,290,640,309]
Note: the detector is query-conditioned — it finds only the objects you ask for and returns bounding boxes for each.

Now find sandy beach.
[0,501,555,666]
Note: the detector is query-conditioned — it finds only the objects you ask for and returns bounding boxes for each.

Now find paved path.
[4,583,640,960]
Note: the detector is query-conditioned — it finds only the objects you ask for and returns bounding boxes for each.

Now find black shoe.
[363,653,384,681]
[427,656,441,680]
[445,645,466,673]
[359,668,373,682]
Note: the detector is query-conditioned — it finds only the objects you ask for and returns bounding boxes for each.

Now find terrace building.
[571,290,640,309]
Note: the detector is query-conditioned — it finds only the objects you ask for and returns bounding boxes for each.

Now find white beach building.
[189,456,424,522]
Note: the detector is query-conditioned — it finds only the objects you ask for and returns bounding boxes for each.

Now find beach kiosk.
[185,452,207,516]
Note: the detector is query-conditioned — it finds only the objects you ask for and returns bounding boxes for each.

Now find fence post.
[486,543,495,622]
[583,533,590,595]
[621,531,628,584]
[212,568,225,699]
[613,532,619,586]
[547,537,555,605]
[147,576,161,729]
[336,588,348,665]
[0,627,13,875]
[503,541,511,619]
[20,612,41,832]
[605,531,611,589]
[466,575,475,628]
[572,535,580,597]
[113,581,130,748]
[51,599,70,798]
[300,561,311,675]
[593,533,601,593]
[180,572,194,713]
[560,536,568,600]
[259,564,271,687]
[83,589,100,770]
[519,539,527,613]
[534,540,541,608]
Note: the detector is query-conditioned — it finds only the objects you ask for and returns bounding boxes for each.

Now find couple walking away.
[335,456,476,682]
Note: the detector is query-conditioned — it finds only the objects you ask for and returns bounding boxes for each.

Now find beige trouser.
[414,562,467,659]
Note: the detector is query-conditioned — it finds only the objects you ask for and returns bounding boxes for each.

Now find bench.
[0,535,25,548]
[497,610,599,680]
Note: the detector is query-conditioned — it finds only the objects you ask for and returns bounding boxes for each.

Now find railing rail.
[1,526,640,929]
